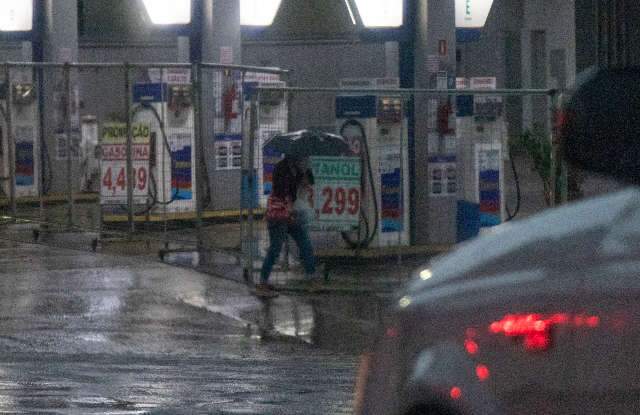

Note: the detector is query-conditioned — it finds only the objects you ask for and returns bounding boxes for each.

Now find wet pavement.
[0,232,364,414]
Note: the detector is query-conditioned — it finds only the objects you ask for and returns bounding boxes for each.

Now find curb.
[163,254,406,296]
[274,283,400,295]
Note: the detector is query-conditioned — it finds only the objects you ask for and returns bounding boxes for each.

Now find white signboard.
[220,46,234,65]
[215,137,242,170]
[456,77,469,89]
[310,157,361,232]
[244,72,281,83]
[100,123,151,205]
[429,161,457,197]
[340,78,375,89]
[375,78,401,89]
[339,78,400,89]
[470,77,497,90]
[148,68,191,84]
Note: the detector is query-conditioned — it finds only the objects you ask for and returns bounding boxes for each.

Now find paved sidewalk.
[0,227,361,413]
[183,235,448,295]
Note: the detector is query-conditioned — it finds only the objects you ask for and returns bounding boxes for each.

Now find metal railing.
[0,61,290,263]
[0,62,567,287]
[239,85,564,285]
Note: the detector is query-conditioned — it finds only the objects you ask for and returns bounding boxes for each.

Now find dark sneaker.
[254,283,279,298]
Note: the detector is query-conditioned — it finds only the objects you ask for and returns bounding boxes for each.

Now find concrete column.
[41,0,80,195]
[200,0,243,210]
[177,36,191,63]
[202,0,242,64]
[43,0,78,63]
[21,41,33,61]
[413,0,457,245]
[520,0,576,130]
[384,41,400,78]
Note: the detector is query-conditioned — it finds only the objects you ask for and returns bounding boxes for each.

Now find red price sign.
[320,186,360,216]
[311,157,361,231]
[100,161,149,204]
[100,122,151,205]
[102,165,148,194]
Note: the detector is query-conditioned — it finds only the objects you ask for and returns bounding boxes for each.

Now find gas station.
[1,2,640,413]
[0,0,627,251]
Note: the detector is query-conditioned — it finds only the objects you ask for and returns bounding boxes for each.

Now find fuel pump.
[131,69,197,214]
[241,73,288,209]
[456,77,508,232]
[336,78,410,248]
[80,115,99,192]
[0,70,40,199]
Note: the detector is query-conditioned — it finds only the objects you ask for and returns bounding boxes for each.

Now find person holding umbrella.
[256,154,317,297]
[256,130,351,297]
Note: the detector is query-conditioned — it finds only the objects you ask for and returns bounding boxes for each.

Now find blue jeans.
[260,220,316,283]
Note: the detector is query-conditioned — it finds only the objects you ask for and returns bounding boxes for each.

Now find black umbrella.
[264,130,352,158]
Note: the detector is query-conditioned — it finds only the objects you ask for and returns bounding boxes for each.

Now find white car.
[355,189,640,414]
[354,67,640,414]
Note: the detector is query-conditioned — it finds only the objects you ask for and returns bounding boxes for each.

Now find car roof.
[405,187,640,298]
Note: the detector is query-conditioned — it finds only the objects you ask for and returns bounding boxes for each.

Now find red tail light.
[475,364,490,381]
[489,313,599,352]
[523,332,552,351]
[450,386,462,400]
[464,339,479,355]
[586,316,600,328]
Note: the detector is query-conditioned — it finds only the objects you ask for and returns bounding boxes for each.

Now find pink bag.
[266,195,292,222]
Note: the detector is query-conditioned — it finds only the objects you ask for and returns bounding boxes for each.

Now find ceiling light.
[354,0,403,28]
[0,0,33,31]
[142,0,191,25]
[241,0,282,26]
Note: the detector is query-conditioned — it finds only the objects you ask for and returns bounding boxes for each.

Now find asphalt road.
[0,236,357,414]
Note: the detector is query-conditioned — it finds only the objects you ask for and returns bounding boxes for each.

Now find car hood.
[402,187,640,303]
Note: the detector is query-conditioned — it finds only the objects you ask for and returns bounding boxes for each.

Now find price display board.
[310,157,361,232]
[100,123,151,205]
